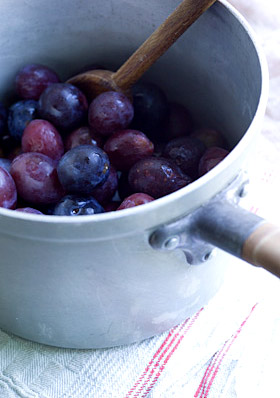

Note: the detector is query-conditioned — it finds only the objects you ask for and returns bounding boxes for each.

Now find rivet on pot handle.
[149,175,280,279]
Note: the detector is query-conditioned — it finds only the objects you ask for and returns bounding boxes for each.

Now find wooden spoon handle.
[242,223,280,278]
[113,0,216,90]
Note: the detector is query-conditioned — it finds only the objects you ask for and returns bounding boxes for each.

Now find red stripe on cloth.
[125,308,203,398]
[195,303,258,398]
[142,311,202,398]
[125,322,184,397]
[198,336,239,398]
[194,349,221,397]
[126,319,191,398]
[203,303,258,397]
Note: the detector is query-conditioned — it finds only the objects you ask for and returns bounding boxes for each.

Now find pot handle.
[192,201,280,278]
[242,223,280,277]
[150,200,280,279]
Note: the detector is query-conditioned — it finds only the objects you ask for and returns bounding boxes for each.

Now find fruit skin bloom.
[91,165,118,205]
[22,119,64,161]
[198,146,229,177]
[103,129,154,172]
[8,100,38,142]
[117,193,154,210]
[128,157,191,199]
[57,145,110,195]
[10,152,65,204]
[53,194,104,216]
[163,136,206,179]
[0,166,17,209]
[15,207,43,214]
[88,91,134,136]
[38,83,88,132]
[15,63,60,100]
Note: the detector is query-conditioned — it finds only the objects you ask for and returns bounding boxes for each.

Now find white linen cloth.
[0,0,280,397]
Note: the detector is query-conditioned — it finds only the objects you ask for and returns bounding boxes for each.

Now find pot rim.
[0,0,269,231]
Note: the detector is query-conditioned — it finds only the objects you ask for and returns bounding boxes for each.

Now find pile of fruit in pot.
[0,63,229,216]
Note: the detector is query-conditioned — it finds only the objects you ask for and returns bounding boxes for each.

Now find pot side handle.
[191,201,280,278]
[150,200,280,279]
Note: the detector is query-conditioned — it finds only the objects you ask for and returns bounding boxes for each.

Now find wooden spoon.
[67,0,216,100]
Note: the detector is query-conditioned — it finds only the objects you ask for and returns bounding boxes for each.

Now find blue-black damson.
[53,194,104,216]
[131,82,168,139]
[38,83,88,132]
[57,145,110,194]
[8,100,38,142]
[0,158,11,173]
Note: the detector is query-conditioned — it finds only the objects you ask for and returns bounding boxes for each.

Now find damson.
[198,146,229,176]
[117,193,154,210]
[15,64,60,100]
[0,158,12,173]
[103,129,154,171]
[91,165,118,205]
[57,145,110,194]
[22,119,64,161]
[163,136,206,179]
[15,207,43,214]
[8,100,38,142]
[53,194,104,216]
[65,126,104,151]
[0,167,17,209]
[38,83,88,132]
[0,59,233,216]
[10,152,65,204]
[131,82,168,139]
[128,157,191,198]
[88,91,134,136]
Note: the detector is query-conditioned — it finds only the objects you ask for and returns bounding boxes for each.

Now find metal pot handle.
[149,175,280,279]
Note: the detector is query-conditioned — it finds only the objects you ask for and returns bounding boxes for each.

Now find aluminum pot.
[0,0,270,349]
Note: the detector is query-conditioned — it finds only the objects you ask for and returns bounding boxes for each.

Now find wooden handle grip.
[113,0,216,90]
[242,223,280,278]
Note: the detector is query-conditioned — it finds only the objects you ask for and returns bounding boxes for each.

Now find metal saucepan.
[0,0,271,348]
